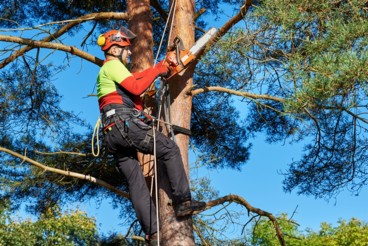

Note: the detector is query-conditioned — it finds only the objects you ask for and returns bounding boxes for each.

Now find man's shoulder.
[102,59,125,69]
[100,59,131,81]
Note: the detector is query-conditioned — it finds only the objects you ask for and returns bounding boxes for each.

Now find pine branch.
[0,12,129,69]
[0,34,103,66]
[188,85,285,103]
[0,146,129,199]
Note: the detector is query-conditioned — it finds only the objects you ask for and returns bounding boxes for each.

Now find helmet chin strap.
[117,49,124,64]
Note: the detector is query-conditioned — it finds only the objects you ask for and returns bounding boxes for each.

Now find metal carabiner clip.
[131,108,142,118]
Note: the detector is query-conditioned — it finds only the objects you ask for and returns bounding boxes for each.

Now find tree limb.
[188,85,285,103]
[35,150,86,156]
[0,12,129,69]
[0,34,104,66]
[193,224,210,246]
[201,194,286,246]
[0,146,129,199]
[150,0,168,21]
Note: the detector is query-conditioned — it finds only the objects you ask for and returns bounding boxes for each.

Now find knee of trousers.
[115,155,144,183]
[157,138,181,160]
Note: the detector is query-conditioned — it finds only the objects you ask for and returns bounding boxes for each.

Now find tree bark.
[128,0,154,72]
[127,0,196,244]
[127,0,156,179]
[158,0,196,245]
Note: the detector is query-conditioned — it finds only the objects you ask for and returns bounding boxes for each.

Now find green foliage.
[248,214,297,245]
[191,92,251,169]
[0,202,97,246]
[0,43,131,218]
[249,215,368,246]
[192,32,257,169]
[0,62,83,147]
[252,0,368,113]
[231,0,368,198]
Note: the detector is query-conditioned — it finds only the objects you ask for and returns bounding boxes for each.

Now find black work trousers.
[103,116,191,235]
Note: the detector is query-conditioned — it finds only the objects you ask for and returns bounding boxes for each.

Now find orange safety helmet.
[97,26,136,51]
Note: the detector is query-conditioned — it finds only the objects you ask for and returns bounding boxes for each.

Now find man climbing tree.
[95,25,205,244]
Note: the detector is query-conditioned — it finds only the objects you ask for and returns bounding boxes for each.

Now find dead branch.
[0,146,129,199]
[0,12,129,69]
[193,224,210,246]
[200,194,286,246]
[35,150,86,156]
[188,85,285,103]
[0,34,103,66]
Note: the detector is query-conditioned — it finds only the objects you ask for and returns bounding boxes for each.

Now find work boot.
[175,200,206,217]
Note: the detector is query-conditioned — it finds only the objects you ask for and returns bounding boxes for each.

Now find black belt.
[103,108,141,118]
[101,107,142,129]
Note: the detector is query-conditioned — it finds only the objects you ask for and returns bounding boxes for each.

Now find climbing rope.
[150,1,178,244]
[154,0,177,65]
[91,117,102,157]
[152,119,160,245]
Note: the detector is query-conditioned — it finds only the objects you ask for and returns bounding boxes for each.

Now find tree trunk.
[128,0,196,244]
[158,0,196,245]
[127,0,156,178]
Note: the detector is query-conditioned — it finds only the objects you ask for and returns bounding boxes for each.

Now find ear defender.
[97,34,106,47]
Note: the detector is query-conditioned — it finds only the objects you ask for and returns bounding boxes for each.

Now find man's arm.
[121,62,168,95]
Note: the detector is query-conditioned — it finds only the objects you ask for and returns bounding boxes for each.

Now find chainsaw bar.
[181,27,217,65]
[165,27,217,79]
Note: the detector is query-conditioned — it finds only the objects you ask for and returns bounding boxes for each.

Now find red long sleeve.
[120,67,159,95]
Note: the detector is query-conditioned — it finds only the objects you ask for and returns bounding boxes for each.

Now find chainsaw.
[144,28,217,136]
[164,27,217,79]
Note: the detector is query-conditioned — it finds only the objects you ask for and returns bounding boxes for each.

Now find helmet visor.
[111,26,136,41]
[109,27,136,45]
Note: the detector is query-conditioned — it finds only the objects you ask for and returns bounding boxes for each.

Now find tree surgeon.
[96,27,205,244]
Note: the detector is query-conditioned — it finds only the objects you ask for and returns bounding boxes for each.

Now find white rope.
[152,120,160,245]
[154,0,178,65]
[150,2,178,245]
[91,117,101,157]
[155,0,178,131]
[167,0,177,50]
